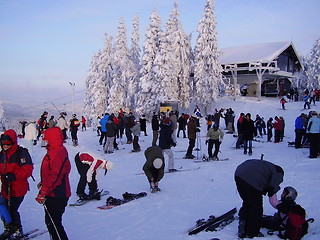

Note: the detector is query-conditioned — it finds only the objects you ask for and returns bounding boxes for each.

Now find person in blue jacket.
[99,113,109,146]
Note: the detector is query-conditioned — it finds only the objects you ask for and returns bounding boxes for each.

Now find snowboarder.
[0,130,33,239]
[206,124,224,160]
[35,126,70,240]
[104,115,116,154]
[143,146,165,193]
[234,159,284,239]
[74,152,113,200]
[185,115,198,159]
[159,117,176,172]
[69,114,80,146]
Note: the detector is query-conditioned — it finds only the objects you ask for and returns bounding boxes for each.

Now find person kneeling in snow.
[143,146,165,193]
[75,152,113,200]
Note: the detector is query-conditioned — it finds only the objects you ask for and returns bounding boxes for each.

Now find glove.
[205,140,208,145]
[196,128,201,132]
[4,173,16,182]
[33,140,37,146]
[36,190,47,204]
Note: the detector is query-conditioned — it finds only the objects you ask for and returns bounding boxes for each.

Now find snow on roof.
[220,41,292,65]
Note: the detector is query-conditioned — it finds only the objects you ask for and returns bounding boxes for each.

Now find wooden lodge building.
[220,41,302,99]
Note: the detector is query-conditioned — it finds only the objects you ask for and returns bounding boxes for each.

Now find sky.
[0,0,320,113]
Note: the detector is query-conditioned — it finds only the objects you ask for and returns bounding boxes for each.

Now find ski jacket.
[169,114,178,130]
[56,116,69,130]
[206,128,224,141]
[235,159,284,196]
[0,129,33,198]
[70,117,80,129]
[151,115,160,131]
[178,116,187,130]
[306,115,320,133]
[159,124,175,150]
[24,122,37,141]
[131,123,141,137]
[106,120,116,137]
[273,118,283,131]
[187,118,197,140]
[295,116,305,130]
[40,127,71,198]
[139,117,147,131]
[143,146,165,182]
[237,116,244,134]
[242,119,255,140]
[100,115,109,132]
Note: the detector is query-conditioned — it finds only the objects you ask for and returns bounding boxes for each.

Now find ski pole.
[43,203,62,240]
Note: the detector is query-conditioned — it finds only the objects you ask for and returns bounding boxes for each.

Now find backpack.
[279,205,309,240]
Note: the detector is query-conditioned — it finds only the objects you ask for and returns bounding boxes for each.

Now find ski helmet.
[284,186,298,201]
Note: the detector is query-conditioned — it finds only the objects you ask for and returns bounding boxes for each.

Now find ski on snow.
[187,207,237,235]
[22,229,49,240]
[69,190,110,206]
[97,192,147,210]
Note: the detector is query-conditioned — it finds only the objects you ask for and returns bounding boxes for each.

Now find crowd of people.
[0,95,319,240]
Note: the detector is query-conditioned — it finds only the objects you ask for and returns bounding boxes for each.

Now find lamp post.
[69,82,76,114]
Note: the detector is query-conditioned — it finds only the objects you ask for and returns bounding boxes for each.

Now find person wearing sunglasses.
[0,129,34,239]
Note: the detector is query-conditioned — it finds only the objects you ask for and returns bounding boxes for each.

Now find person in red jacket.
[273,116,283,143]
[0,129,33,239]
[36,126,71,240]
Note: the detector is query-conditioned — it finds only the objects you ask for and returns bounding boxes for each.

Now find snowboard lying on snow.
[97,192,147,210]
[69,190,110,206]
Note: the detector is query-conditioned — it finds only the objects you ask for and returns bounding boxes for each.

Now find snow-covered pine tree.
[0,101,5,130]
[306,38,320,89]
[193,0,223,113]
[136,9,163,117]
[107,17,133,114]
[154,2,191,111]
[129,13,141,110]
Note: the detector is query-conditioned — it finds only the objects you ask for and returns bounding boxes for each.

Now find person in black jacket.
[177,113,187,138]
[236,113,245,149]
[151,113,160,146]
[235,159,284,238]
[242,113,255,155]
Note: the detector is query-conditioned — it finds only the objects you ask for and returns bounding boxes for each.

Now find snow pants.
[186,139,195,156]
[235,176,263,237]
[309,133,320,158]
[44,197,69,240]
[208,139,221,158]
[152,130,159,146]
[162,148,174,170]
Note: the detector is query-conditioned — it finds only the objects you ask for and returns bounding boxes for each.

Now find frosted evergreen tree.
[0,101,5,130]
[154,2,191,111]
[108,17,133,114]
[129,13,141,109]
[306,38,320,89]
[136,9,162,117]
[193,0,223,112]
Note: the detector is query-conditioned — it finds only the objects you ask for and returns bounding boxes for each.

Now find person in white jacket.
[24,120,37,156]
[56,112,69,141]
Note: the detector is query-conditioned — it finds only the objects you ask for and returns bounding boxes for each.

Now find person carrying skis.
[74,152,113,200]
[206,124,224,160]
[143,146,165,193]
[69,114,80,146]
[0,130,33,239]
[234,159,284,239]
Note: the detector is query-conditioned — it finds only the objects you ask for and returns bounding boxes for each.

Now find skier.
[151,112,160,146]
[131,120,141,152]
[37,111,48,140]
[234,159,284,239]
[242,113,254,155]
[74,152,113,200]
[185,115,198,159]
[56,112,69,141]
[35,126,70,240]
[81,116,87,131]
[306,111,320,158]
[69,114,80,146]
[143,146,165,193]
[24,120,37,157]
[139,114,147,136]
[0,130,33,239]
[159,117,176,172]
[104,115,116,154]
[206,124,224,160]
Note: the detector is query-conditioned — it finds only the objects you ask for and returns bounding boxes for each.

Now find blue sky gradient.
[1,0,319,109]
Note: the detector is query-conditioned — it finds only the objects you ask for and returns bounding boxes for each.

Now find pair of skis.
[187,207,237,235]
[23,229,48,239]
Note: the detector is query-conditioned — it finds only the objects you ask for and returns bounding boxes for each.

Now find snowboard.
[187,207,237,235]
[69,190,110,206]
[195,155,229,162]
[97,192,147,210]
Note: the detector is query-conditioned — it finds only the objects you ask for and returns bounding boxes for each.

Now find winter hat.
[105,161,113,170]
[162,117,171,125]
[153,158,163,169]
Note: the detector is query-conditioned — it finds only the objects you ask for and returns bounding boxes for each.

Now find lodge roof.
[220,41,300,65]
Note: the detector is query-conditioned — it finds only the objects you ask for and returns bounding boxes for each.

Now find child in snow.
[143,146,165,193]
[261,186,298,231]
[280,97,287,110]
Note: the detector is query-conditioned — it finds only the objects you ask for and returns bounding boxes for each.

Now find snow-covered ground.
[3,96,320,240]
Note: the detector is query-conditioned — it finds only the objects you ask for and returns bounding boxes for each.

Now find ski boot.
[106,197,123,206]
[0,223,13,240]
[89,190,101,200]
[8,225,23,240]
